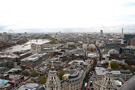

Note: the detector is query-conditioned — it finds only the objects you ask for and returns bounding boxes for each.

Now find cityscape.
[0,30,135,90]
[0,0,135,90]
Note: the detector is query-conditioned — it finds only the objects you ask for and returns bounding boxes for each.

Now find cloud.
[0,0,135,31]
[0,25,7,30]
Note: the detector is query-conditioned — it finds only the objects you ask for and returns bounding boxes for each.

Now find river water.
[3,39,50,53]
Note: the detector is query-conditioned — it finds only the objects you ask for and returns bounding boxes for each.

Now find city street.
[82,69,95,90]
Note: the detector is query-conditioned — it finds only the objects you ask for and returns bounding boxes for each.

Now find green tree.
[57,70,66,80]
[111,61,119,69]
[22,71,30,76]
[49,40,56,44]
[30,70,39,77]
[90,48,94,52]
[37,76,47,84]
[123,65,129,70]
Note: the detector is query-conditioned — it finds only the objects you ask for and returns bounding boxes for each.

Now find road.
[82,71,95,90]
[88,72,95,90]
[82,44,100,90]
[82,59,97,90]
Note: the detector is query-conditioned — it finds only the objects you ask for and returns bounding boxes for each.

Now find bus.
[84,83,87,88]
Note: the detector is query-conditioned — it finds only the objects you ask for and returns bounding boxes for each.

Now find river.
[3,39,50,53]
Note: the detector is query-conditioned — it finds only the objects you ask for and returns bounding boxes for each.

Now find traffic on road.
[82,67,95,90]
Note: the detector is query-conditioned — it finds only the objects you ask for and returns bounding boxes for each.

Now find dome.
[89,44,96,48]
[108,49,119,55]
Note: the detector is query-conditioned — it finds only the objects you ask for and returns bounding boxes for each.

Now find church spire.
[46,61,61,90]
[108,61,111,70]
[51,61,54,69]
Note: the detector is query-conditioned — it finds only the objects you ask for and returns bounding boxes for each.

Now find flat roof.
[0,79,8,87]
[21,53,47,62]
[95,67,106,75]
[95,67,121,75]
[19,83,39,90]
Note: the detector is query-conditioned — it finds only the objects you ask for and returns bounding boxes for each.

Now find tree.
[49,40,56,44]
[90,48,94,52]
[22,71,30,76]
[57,70,66,80]
[123,65,129,70]
[125,60,134,65]
[37,76,47,84]
[30,70,39,77]
[111,61,119,69]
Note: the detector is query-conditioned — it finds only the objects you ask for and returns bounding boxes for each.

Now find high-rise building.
[122,28,123,35]
[101,30,103,35]
[124,34,135,45]
[121,28,124,39]
[2,32,12,43]
[2,32,8,42]
[130,38,135,46]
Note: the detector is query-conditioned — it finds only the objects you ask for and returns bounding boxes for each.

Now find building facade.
[46,61,61,90]
[94,62,120,90]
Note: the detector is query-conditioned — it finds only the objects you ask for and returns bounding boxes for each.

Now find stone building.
[31,43,63,54]
[31,44,42,54]
[46,60,92,90]
[46,61,61,90]
[93,61,118,90]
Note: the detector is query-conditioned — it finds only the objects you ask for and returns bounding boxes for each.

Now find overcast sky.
[0,0,135,33]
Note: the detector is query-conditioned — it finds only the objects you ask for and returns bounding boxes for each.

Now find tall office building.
[101,30,103,35]
[2,32,8,42]
[122,28,123,35]
[121,28,124,39]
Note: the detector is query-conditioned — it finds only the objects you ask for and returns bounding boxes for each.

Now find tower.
[2,32,8,42]
[46,61,61,90]
[122,28,124,39]
[122,28,123,35]
[101,61,116,90]
[93,61,117,90]
[100,30,103,35]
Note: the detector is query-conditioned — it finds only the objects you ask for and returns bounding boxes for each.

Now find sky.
[0,0,135,33]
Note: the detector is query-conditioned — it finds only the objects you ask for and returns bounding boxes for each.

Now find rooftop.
[4,39,50,52]
[21,53,47,62]
[125,45,135,49]
[0,79,8,87]
[95,67,121,75]
[19,83,39,90]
